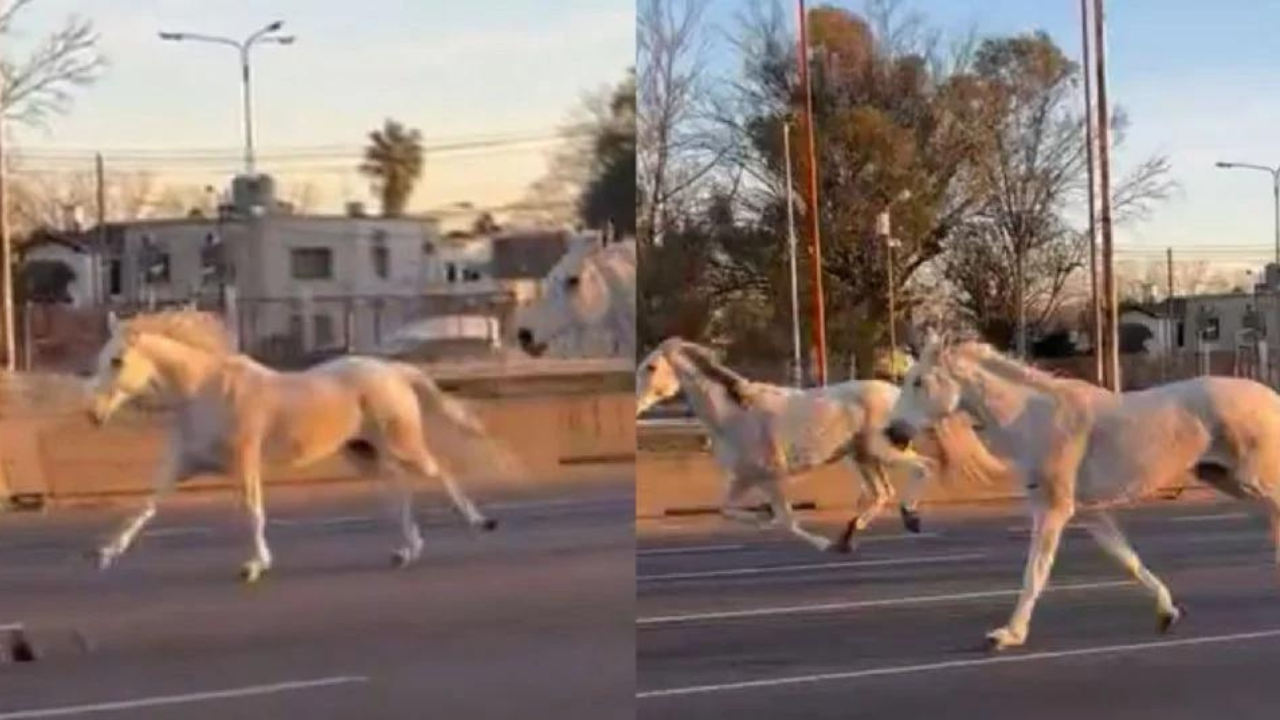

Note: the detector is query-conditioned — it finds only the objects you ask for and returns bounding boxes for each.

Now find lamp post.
[159,21,295,176]
[1215,161,1280,265]
[876,190,911,382]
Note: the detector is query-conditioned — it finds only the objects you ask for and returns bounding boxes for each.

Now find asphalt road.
[0,476,634,720]
[638,500,1280,719]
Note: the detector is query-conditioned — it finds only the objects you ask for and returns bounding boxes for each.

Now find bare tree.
[0,0,105,125]
[638,0,724,243]
[943,32,1174,352]
[7,169,218,238]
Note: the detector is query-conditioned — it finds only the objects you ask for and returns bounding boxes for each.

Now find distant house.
[1118,304,1172,356]
[18,232,96,307]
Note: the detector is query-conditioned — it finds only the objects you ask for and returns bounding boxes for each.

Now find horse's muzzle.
[885,422,915,450]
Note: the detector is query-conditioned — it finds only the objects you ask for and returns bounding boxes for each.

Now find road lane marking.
[0,676,370,719]
[270,515,374,528]
[141,527,212,538]
[637,552,985,582]
[1168,512,1251,523]
[636,533,942,559]
[638,545,746,557]
[0,622,23,632]
[637,580,1136,625]
[636,628,1280,699]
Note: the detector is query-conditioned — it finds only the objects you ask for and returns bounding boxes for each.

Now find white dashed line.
[637,580,1135,625]
[637,552,985,582]
[637,629,1280,699]
[0,676,370,719]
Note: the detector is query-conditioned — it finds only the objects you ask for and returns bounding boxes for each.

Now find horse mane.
[668,339,755,408]
[124,309,234,357]
[949,341,1065,396]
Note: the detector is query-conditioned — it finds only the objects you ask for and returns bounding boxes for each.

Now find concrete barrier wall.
[1,361,634,506]
[636,422,1200,518]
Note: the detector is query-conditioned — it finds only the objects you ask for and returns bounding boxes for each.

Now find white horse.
[85,309,505,582]
[516,236,636,360]
[637,337,951,552]
[886,334,1280,650]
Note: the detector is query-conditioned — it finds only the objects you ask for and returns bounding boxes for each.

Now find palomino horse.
[86,310,504,582]
[635,337,991,553]
[887,335,1280,650]
[516,237,636,360]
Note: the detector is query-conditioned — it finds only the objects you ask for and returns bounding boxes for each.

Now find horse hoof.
[239,564,267,584]
[832,522,857,553]
[479,518,498,532]
[900,508,923,534]
[984,628,1022,653]
[88,548,116,571]
[1158,603,1187,634]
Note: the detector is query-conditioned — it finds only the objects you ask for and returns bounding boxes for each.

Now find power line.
[11,129,594,164]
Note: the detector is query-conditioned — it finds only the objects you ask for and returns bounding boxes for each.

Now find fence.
[15,290,519,373]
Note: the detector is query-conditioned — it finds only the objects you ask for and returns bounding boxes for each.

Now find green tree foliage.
[580,70,637,235]
[359,119,424,217]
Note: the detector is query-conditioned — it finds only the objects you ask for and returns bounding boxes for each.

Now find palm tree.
[359,119,424,217]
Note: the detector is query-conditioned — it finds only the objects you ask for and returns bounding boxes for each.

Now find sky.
[701,0,1280,274]
[5,0,634,215]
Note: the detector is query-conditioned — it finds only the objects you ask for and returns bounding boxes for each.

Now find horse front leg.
[987,503,1073,651]
[889,452,933,534]
[94,447,188,570]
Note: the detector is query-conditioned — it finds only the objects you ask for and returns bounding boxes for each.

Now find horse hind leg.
[759,481,837,553]
[833,458,892,553]
[394,446,495,532]
[344,440,424,568]
[1079,510,1184,632]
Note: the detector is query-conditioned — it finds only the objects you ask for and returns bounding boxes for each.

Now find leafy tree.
[712,4,991,377]
[940,32,1172,352]
[580,71,636,235]
[359,119,424,217]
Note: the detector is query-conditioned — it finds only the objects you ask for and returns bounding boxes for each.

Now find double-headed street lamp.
[159,21,295,176]
[1215,161,1280,265]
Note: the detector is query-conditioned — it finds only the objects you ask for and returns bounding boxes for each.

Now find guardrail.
[1,362,635,509]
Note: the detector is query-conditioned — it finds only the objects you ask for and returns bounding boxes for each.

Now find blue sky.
[6,0,634,212]
[702,0,1280,270]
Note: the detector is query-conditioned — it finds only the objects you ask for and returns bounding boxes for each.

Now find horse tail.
[396,364,488,437]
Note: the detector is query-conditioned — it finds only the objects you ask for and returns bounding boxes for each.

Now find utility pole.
[783,121,803,388]
[1093,0,1120,391]
[1166,247,1174,380]
[95,153,106,304]
[797,0,827,385]
[0,64,13,372]
[1080,0,1103,385]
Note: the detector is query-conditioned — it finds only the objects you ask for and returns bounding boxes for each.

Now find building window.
[1201,317,1220,342]
[1176,321,1185,348]
[146,253,171,284]
[371,242,389,280]
[290,247,333,280]
[108,260,122,296]
[315,314,335,347]
[446,263,458,283]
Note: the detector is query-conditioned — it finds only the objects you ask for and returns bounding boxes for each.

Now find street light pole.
[1215,161,1280,266]
[159,21,294,176]
[783,121,803,388]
